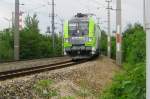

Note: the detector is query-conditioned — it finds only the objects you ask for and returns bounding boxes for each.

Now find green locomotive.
[63,13,101,59]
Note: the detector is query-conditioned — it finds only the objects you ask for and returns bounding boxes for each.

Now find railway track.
[0,56,65,64]
[0,56,70,73]
[0,59,87,81]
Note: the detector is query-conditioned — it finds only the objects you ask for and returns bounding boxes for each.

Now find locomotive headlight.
[65,38,69,42]
[88,38,93,42]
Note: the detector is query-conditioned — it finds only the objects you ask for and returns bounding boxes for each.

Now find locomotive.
[63,13,101,60]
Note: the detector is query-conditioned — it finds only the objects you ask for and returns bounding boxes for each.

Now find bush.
[101,63,146,99]
[122,24,146,64]
[100,24,146,99]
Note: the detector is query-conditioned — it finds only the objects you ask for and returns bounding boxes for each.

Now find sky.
[0,0,144,34]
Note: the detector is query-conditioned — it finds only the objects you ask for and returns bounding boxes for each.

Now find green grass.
[33,79,58,98]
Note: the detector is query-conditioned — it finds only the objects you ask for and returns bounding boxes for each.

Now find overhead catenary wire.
[1,0,109,35]
[1,0,14,4]
[20,3,48,15]
[91,0,107,8]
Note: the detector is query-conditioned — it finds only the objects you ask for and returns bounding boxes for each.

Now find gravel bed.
[0,56,120,99]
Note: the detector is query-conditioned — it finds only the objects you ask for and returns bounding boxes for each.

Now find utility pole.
[145,0,150,98]
[61,19,64,56]
[116,0,122,65]
[58,16,64,56]
[52,0,55,56]
[143,0,146,30]
[46,26,51,36]
[97,17,101,26]
[19,12,23,31]
[106,0,112,58]
[14,0,20,60]
[12,12,15,29]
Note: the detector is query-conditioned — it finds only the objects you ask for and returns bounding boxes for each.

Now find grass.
[33,79,58,98]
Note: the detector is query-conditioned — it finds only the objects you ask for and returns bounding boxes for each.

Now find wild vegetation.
[100,30,116,59]
[0,14,62,62]
[33,80,58,98]
[100,24,146,99]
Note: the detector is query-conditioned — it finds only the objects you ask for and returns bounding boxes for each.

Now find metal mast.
[145,0,150,98]
[116,0,122,65]
[12,12,15,29]
[14,0,20,60]
[52,0,55,56]
[61,20,64,56]
[106,0,112,58]
[143,0,146,30]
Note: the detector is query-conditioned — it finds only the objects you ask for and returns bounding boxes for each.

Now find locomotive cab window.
[79,22,89,36]
[69,22,88,36]
[69,23,78,36]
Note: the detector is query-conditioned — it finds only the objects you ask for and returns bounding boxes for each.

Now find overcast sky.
[0,0,144,34]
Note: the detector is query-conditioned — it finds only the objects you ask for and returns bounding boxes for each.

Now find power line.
[19,4,48,15]
[1,0,13,4]
[92,0,107,8]
[26,4,47,12]
[22,0,47,6]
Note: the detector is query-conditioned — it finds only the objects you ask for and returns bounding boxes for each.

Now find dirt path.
[0,56,120,99]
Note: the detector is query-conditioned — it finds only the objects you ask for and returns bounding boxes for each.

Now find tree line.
[0,14,62,62]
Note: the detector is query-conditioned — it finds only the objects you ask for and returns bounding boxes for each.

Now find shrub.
[100,24,146,99]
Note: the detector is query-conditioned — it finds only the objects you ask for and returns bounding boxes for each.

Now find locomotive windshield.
[69,23,78,36]
[79,22,88,35]
[69,22,88,36]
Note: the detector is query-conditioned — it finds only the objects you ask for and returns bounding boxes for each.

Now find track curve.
[0,59,87,81]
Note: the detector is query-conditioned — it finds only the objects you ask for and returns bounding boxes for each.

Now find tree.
[25,14,39,33]
[122,24,146,64]
[100,30,107,55]
[20,14,62,59]
[0,31,13,61]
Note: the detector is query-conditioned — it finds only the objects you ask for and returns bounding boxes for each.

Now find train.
[63,13,101,60]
